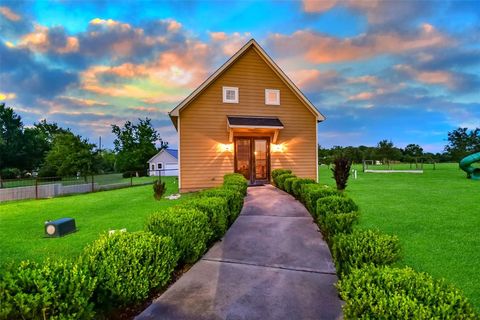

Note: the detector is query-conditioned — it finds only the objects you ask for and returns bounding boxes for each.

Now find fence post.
[35,177,38,199]
[91,175,95,192]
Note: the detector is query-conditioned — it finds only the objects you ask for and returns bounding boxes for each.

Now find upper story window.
[157,163,163,169]
[223,86,239,103]
[265,89,280,105]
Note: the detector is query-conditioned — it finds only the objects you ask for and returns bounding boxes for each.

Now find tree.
[39,133,100,178]
[444,127,480,161]
[23,119,70,170]
[376,140,402,162]
[112,118,167,174]
[0,103,24,170]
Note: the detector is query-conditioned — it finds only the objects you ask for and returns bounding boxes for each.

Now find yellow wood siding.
[179,47,317,192]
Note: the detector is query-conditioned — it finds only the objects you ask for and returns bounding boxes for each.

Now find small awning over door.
[227,116,284,143]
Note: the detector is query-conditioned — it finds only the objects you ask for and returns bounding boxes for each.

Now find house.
[147,148,178,176]
[169,39,324,192]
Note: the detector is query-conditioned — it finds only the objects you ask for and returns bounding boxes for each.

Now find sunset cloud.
[0,6,21,21]
[268,24,451,63]
[20,25,79,54]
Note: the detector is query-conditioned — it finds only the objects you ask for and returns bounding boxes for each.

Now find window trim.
[223,86,239,103]
[157,162,163,170]
[265,89,280,105]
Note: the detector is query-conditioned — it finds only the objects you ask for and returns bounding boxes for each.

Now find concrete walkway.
[136,185,343,320]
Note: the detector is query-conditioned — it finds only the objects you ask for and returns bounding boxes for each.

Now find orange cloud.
[210,31,251,56]
[20,25,79,54]
[0,6,21,21]
[303,0,337,13]
[348,91,375,101]
[289,69,340,91]
[80,41,212,103]
[58,96,109,107]
[394,64,456,88]
[302,0,423,26]
[269,25,451,63]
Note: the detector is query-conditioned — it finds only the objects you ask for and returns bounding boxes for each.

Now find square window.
[265,89,280,105]
[223,86,239,103]
[157,163,163,169]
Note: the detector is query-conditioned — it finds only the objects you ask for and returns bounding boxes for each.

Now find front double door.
[235,137,270,185]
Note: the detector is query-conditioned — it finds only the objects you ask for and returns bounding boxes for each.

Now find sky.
[1,0,479,153]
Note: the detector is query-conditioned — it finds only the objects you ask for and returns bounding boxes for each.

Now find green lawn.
[0,176,190,264]
[319,163,480,309]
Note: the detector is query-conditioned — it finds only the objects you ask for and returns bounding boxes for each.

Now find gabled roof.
[147,148,178,163]
[169,39,325,123]
[165,148,178,159]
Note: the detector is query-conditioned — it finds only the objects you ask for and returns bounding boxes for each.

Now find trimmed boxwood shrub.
[271,168,292,180]
[223,173,248,196]
[183,196,229,241]
[199,187,243,223]
[315,195,358,220]
[291,178,316,200]
[81,231,178,309]
[337,265,479,319]
[0,259,96,320]
[322,211,359,244]
[146,207,211,264]
[283,176,298,194]
[302,184,342,214]
[332,229,401,276]
[275,173,295,190]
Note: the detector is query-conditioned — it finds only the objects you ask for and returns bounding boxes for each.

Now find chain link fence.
[0,170,177,202]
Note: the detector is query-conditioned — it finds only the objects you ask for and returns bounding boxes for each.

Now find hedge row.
[271,168,478,319]
[0,173,248,320]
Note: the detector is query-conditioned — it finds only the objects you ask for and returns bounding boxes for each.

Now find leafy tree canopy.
[39,133,100,177]
[111,118,167,174]
[444,127,480,161]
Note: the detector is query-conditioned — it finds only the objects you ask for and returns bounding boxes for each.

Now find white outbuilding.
[147,149,178,176]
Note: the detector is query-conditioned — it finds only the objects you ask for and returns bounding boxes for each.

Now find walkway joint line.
[201,257,337,275]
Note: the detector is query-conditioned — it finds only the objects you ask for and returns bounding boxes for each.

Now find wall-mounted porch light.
[219,143,233,152]
[271,143,285,152]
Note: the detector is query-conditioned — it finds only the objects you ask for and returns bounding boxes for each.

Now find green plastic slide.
[459,152,480,180]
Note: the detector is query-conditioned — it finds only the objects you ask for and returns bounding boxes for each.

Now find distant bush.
[0,168,21,179]
[146,207,211,264]
[291,178,316,200]
[81,231,178,309]
[315,196,358,220]
[301,184,342,214]
[275,173,296,190]
[337,265,479,319]
[283,177,298,194]
[223,173,248,196]
[199,187,243,223]
[183,197,229,241]
[332,229,401,276]
[153,179,166,200]
[0,259,96,320]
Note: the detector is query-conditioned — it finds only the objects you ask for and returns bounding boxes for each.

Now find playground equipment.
[459,152,480,180]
